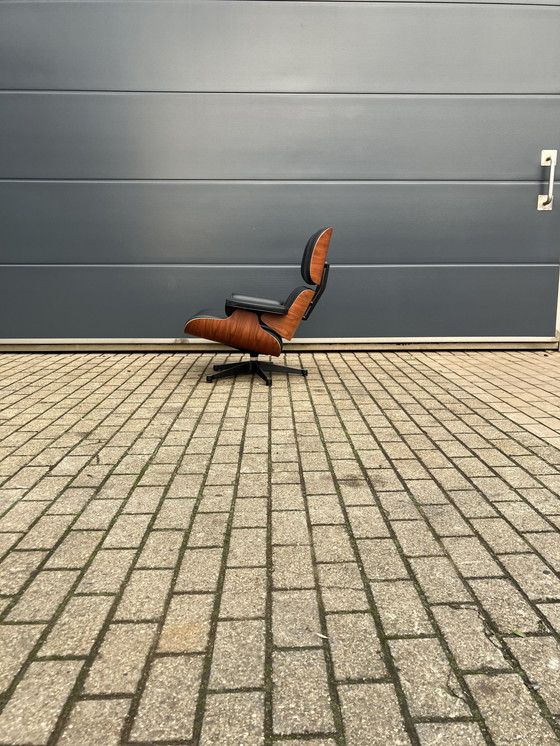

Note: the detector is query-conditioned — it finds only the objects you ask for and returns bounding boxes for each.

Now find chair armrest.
[226,294,288,315]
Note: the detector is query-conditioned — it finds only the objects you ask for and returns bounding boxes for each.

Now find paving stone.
[209,619,265,689]
[227,528,266,566]
[377,492,420,520]
[338,480,375,506]
[57,698,130,746]
[410,556,471,604]
[469,577,543,634]
[130,655,203,742]
[307,494,346,524]
[537,602,560,634]
[326,612,385,680]
[0,624,44,693]
[318,562,369,612]
[122,487,163,514]
[78,549,136,593]
[338,682,411,746]
[273,590,322,647]
[0,660,82,745]
[175,547,222,592]
[422,504,472,536]
[188,512,229,547]
[273,544,315,589]
[272,511,309,545]
[371,580,433,636]
[115,569,173,620]
[220,566,267,618]
[0,550,47,594]
[432,605,507,670]
[232,498,267,527]
[466,673,558,745]
[406,480,449,505]
[391,637,470,718]
[347,505,389,538]
[358,539,409,581]
[84,623,156,694]
[501,553,560,600]
[200,691,264,746]
[8,569,78,622]
[158,593,213,653]
[136,530,183,568]
[16,515,74,550]
[73,499,123,530]
[102,513,151,548]
[415,722,486,746]
[0,501,44,532]
[442,536,503,578]
[525,532,560,571]
[450,490,498,518]
[152,498,195,528]
[47,488,93,515]
[499,503,552,533]
[41,595,113,657]
[508,636,560,714]
[391,519,443,556]
[46,530,104,569]
[273,649,334,735]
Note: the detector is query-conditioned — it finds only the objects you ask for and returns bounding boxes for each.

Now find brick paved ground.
[1,350,560,746]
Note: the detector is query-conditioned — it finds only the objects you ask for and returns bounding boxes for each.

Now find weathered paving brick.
[358,539,409,581]
[273,590,322,647]
[468,578,543,634]
[57,698,130,746]
[524,532,560,571]
[41,595,113,657]
[175,548,222,592]
[409,557,470,604]
[73,499,123,530]
[16,514,74,550]
[371,581,432,636]
[390,638,470,718]
[273,649,334,735]
[200,691,264,746]
[227,528,266,566]
[188,512,229,547]
[415,722,486,745]
[326,612,386,680]
[317,563,369,612]
[338,683,410,746]
[102,513,151,548]
[508,636,560,714]
[466,673,558,745]
[390,519,443,556]
[347,506,389,538]
[499,503,552,533]
[130,655,203,742]
[0,501,44,532]
[0,660,82,745]
[209,619,265,689]
[8,569,78,622]
[442,535,502,578]
[0,550,47,595]
[85,623,156,694]
[273,544,315,589]
[115,569,173,620]
[500,553,560,600]
[450,490,498,518]
[46,530,104,569]
[432,605,508,670]
[220,566,267,619]
[232,498,267,527]
[136,530,183,568]
[158,593,213,653]
[0,624,44,693]
[152,498,195,529]
[78,549,136,593]
[272,511,309,545]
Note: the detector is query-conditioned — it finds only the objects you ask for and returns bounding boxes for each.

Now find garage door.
[0,1,559,342]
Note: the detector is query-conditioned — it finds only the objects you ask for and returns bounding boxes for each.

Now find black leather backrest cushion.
[301,228,327,285]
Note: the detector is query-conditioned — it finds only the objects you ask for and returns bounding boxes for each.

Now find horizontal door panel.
[1,2,559,93]
[0,266,556,339]
[1,94,558,180]
[1,182,559,265]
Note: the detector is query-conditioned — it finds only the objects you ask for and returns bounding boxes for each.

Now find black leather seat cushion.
[226,294,287,315]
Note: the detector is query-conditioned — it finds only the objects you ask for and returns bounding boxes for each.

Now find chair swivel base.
[206,355,308,386]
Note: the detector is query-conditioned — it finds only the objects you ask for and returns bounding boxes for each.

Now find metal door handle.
[537,149,557,210]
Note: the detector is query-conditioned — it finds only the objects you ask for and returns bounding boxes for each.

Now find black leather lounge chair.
[184,227,333,385]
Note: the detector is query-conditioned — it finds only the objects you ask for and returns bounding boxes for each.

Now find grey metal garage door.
[0,1,559,343]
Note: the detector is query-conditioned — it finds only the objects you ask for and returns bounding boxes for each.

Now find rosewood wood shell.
[261,288,315,340]
[184,309,281,356]
[309,227,333,285]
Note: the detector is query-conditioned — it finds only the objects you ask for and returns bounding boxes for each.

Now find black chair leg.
[260,361,308,376]
[207,356,305,385]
